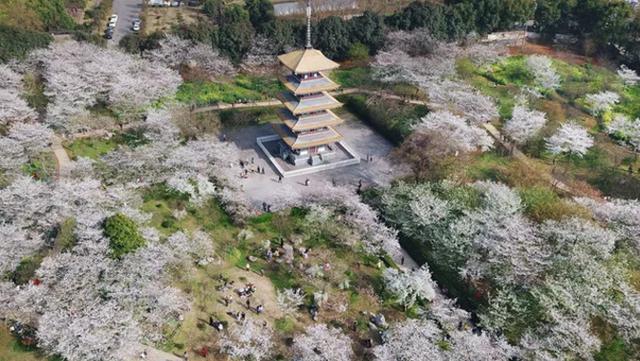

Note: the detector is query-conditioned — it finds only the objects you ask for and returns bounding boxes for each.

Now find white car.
[132,19,141,32]
[108,14,118,28]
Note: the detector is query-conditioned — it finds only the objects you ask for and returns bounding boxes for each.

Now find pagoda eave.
[279,73,341,96]
[276,109,344,132]
[271,123,343,150]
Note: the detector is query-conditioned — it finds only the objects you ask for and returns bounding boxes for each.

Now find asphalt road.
[109,0,143,44]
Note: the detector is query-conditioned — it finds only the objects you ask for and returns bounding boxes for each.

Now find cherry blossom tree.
[585,91,620,115]
[0,64,37,126]
[618,65,640,85]
[546,122,594,157]
[607,114,640,152]
[276,288,306,315]
[503,105,547,144]
[383,265,436,308]
[33,41,181,131]
[374,319,516,361]
[218,318,274,361]
[293,324,354,361]
[241,35,279,73]
[144,35,237,79]
[414,111,494,153]
[526,55,561,90]
[0,122,53,174]
[452,181,549,286]
[576,197,640,251]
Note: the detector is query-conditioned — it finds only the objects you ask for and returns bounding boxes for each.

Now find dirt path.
[192,88,432,114]
[51,135,71,179]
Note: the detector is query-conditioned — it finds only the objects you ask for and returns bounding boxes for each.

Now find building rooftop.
[280,73,340,95]
[278,48,340,74]
[272,123,343,149]
[277,108,343,131]
[279,91,342,115]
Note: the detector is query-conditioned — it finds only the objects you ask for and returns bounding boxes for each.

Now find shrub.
[55,218,77,252]
[104,213,145,258]
[347,42,369,62]
[11,255,45,285]
[518,186,588,222]
[0,25,52,62]
[339,94,427,145]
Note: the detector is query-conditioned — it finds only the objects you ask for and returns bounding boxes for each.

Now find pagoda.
[272,1,346,166]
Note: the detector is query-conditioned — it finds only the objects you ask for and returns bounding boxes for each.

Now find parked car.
[171,0,181,6]
[132,19,141,32]
[108,14,118,28]
[104,28,113,39]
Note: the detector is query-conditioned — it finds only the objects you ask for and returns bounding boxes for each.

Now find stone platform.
[256,134,360,178]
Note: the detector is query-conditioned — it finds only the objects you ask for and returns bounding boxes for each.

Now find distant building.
[274,0,357,17]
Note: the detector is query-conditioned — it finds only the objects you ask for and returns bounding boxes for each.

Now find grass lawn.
[176,75,284,106]
[21,152,57,181]
[0,326,55,361]
[64,129,148,160]
[63,137,118,160]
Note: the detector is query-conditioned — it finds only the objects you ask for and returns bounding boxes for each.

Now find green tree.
[313,16,351,60]
[446,2,476,40]
[217,5,254,63]
[245,0,275,34]
[266,19,302,53]
[472,0,502,34]
[349,11,385,55]
[386,1,447,37]
[104,213,145,258]
[497,0,536,30]
[0,25,52,62]
[203,0,225,23]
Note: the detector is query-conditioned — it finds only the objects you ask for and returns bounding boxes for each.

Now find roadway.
[110,0,144,44]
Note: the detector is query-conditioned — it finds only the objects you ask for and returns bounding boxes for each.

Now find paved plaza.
[225,112,408,208]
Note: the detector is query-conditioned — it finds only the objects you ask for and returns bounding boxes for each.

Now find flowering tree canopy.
[546,122,594,157]
[0,64,37,126]
[293,324,354,361]
[414,111,494,153]
[504,105,547,144]
[585,91,620,115]
[526,55,561,90]
[145,35,237,79]
[33,41,181,131]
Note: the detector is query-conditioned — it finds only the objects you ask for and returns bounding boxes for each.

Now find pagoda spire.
[305,0,312,49]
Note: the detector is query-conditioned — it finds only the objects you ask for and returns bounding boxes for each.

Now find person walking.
[278,175,282,183]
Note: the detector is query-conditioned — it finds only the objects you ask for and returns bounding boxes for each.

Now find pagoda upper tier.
[280,72,340,95]
[277,48,340,74]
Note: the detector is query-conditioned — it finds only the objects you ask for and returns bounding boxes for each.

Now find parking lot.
[110,0,143,44]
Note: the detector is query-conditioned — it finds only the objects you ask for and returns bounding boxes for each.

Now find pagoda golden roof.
[272,123,343,150]
[278,91,342,115]
[278,48,340,74]
[279,73,340,95]
[276,108,343,132]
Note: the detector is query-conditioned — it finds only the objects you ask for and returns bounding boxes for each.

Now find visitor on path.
[256,304,264,314]
[262,202,267,212]
[305,178,310,186]
[401,257,405,265]
[278,175,282,183]
[246,299,251,309]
